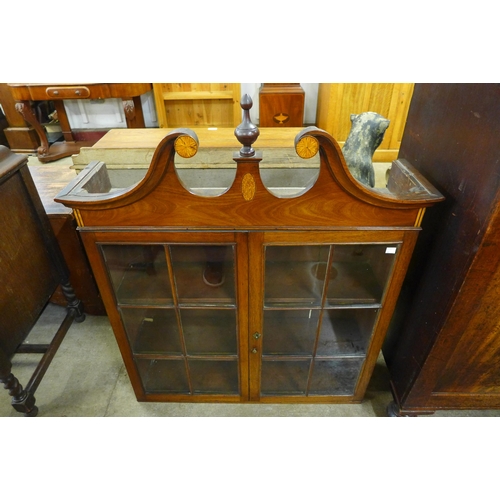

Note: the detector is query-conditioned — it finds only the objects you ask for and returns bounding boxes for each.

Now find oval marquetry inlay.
[295,135,319,159]
[242,173,256,201]
[174,135,198,158]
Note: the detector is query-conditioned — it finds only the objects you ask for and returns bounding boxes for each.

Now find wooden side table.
[8,83,152,163]
[28,162,106,316]
[259,83,305,127]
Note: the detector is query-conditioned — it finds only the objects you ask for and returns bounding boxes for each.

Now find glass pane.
[136,359,189,393]
[121,308,181,355]
[326,244,398,305]
[189,360,239,394]
[261,359,311,395]
[101,244,173,306]
[309,358,365,395]
[170,245,236,306]
[317,309,378,356]
[181,309,237,355]
[264,245,330,307]
[263,309,319,355]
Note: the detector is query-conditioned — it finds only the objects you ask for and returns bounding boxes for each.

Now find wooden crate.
[316,83,414,162]
[153,83,241,128]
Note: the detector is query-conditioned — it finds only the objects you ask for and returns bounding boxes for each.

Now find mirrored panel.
[170,245,236,306]
[317,309,379,356]
[261,359,311,396]
[259,153,320,198]
[181,309,237,355]
[101,244,173,306]
[263,309,320,355]
[136,358,189,393]
[326,244,399,306]
[120,307,181,355]
[264,245,330,307]
[189,360,239,394]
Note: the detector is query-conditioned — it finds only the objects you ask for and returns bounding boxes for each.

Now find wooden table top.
[29,163,76,215]
[92,127,305,150]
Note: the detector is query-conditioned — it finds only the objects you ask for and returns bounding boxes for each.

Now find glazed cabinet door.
[248,231,417,402]
[80,231,249,402]
[81,229,417,404]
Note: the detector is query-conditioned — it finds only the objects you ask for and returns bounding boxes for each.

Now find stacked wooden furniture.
[55,96,442,404]
[7,83,152,163]
[316,83,414,163]
[153,83,241,128]
[0,146,85,416]
[383,83,500,416]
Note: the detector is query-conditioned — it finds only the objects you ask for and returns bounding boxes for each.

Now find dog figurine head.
[342,112,390,188]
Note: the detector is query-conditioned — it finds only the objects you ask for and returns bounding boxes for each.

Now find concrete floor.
[3,301,500,418]
[2,154,499,418]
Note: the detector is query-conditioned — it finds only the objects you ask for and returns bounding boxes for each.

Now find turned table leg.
[0,352,38,417]
[15,101,50,159]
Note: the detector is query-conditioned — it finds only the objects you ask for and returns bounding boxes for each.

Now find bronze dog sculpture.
[342,112,390,188]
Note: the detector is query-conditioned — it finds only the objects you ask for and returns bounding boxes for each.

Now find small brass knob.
[251,348,258,354]
[253,332,261,339]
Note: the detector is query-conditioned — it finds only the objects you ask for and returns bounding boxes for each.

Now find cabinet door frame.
[248,229,419,403]
[80,230,250,403]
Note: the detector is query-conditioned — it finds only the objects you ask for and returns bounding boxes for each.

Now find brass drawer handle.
[46,86,90,99]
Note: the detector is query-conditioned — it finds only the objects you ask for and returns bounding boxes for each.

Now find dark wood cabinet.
[383,83,500,416]
[55,97,442,404]
[0,146,85,416]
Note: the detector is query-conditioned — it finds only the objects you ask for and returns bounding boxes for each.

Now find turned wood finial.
[234,94,260,157]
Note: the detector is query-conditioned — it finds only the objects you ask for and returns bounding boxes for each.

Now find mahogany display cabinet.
[55,96,443,404]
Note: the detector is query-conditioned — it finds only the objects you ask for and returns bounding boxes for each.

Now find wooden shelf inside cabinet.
[55,95,443,405]
[153,83,241,128]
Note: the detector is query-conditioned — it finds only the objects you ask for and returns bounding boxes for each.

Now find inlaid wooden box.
[259,84,305,127]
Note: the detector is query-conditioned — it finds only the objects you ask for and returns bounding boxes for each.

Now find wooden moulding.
[55,126,444,231]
